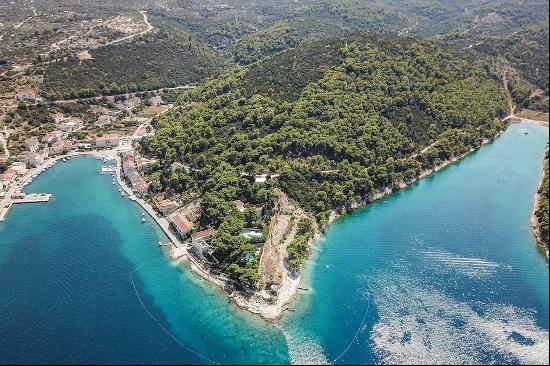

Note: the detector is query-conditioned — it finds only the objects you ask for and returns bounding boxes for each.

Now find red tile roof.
[191,228,214,240]
[172,214,193,233]
[1,170,16,180]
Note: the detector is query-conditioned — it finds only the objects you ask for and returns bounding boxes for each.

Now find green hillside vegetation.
[476,22,549,95]
[140,34,508,284]
[231,0,550,65]
[535,152,549,247]
[43,29,224,99]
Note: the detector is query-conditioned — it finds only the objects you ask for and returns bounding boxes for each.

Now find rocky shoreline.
[530,158,549,260]
[224,127,509,321]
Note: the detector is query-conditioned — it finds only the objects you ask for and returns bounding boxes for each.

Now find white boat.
[118,188,121,192]
[67,157,70,160]
[141,217,145,222]
[121,192,125,197]
[158,241,163,246]
[112,181,115,185]
[62,158,66,162]
[141,212,145,216]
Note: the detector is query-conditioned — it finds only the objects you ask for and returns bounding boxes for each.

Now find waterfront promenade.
[113,155,187,259]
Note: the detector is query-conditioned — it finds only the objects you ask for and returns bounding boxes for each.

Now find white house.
[59,117,83,132]
[24,137,39,152]
[191,228,215,260]
[255,174,268,184]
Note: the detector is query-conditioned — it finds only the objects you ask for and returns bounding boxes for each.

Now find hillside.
[140,34,508,286]
[475,22,549,93]
[42,28,224,99]
[533,151,549,257]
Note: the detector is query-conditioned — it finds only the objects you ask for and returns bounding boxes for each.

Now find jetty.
[0,193,52,221]
[12,193,51,204]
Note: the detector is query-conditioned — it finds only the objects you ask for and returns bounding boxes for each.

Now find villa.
[24,137,39,153]
[255,174,267,184]
[239,228,263,241]
[169,213,193,238]
[157,199,178,215]
[59,118,83,132]
[191,228,215,260]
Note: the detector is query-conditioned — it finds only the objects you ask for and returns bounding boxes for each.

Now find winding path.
[102,11,153,48]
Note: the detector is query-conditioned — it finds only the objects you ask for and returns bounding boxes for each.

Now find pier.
[0,193,52,221]
[11,193,51,204]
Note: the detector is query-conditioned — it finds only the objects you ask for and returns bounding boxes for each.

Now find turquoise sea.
[0,123,548,364]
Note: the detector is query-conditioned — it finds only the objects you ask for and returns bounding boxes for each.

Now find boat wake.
[369,273,549,365]
[421,249,511,279]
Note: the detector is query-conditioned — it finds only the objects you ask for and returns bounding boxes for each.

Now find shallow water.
[0,123,548,364]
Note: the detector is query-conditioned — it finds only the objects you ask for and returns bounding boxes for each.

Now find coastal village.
[0,89,168,220]
[0,86,286,316]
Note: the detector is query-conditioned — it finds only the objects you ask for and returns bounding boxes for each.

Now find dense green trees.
[43,29,224,99]
[535,152,549,247]
[287,218,314,270]
[141,34,508,281]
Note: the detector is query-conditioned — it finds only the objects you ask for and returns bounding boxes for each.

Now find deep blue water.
[0,123,548,364]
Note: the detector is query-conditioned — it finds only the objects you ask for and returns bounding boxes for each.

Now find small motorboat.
[112,181,115,185]
[141,217,145,223]
[118,188,121,192]
[158,241,163,246]
[121,192,125,197]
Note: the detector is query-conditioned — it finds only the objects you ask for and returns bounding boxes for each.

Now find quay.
[12,193,52,204]
[0,193,51,221]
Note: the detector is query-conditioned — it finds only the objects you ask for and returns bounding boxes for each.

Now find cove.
[0,123,548,364]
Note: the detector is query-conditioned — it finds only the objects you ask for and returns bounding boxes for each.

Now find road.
[102,11,153,48]
[55,85,194,103]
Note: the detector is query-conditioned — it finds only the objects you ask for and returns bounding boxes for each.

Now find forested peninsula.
[138,34,509,316]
